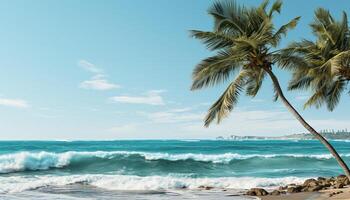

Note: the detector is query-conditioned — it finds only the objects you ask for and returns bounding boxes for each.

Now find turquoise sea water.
[0,140,349,199]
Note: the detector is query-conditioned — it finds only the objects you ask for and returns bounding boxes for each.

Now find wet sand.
[260,187,350,200]
[260,192,320,200]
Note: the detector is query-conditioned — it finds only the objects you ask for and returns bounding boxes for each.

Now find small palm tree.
[190,0,350,179]
[284,8,350,111]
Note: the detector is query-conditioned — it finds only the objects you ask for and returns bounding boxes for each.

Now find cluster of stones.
[246,175,350,196]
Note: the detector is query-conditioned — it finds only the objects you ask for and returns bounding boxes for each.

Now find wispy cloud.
[104,106,350,139]
[78,60,120,91]
[180,108,301,136]
[168,107,193,113]
[80,75,120,90]
[78,60,103,73]
[0,98,29,108]
[110,90,165,105]
[141,110,203,123]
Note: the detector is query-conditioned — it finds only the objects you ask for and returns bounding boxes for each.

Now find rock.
[336,175,350,185]
[337,175,347,179]
[270,190,280,195]
[303,178,318,187]
[198,186,213,190]
[287,187,298,193]
[334,183,344,189]
[326,178,337,186]
[246,188,269,196]
[278,186,287,190]
[319,181,331,187]
[345,179,350,185]
[306,185,323,192]
[317,177,326,181]
[327,177,336,183]
[287,185,302,193]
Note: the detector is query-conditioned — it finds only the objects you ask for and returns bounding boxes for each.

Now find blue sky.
[0,0,349,140]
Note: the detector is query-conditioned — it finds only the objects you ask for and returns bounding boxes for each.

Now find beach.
[260,187,350,200]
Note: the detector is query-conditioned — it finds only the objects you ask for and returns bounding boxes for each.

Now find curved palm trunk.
[265,68,350,180]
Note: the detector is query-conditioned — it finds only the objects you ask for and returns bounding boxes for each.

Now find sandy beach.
[260,187,350,200]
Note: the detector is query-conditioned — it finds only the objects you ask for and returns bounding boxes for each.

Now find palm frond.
[258,0,269,13]
[285,7,350,111]
[245,69,265,97]
[191,50,243,90]
[190,30,235,50]
[288,74,314,90]
[272,17,300,46]
[191,0,303,127]
[272,51,307,70]
[310,8,336,44]
[208,0,246,34]
[204,70,247,126]
[303,89,326,109]
[330,50,350,75]
[269,0,282,17]
[326,79,346,111]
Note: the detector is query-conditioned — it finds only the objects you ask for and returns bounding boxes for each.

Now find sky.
[0,0,349,140]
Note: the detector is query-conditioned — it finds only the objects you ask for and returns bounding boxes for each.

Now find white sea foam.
[0,151,119,173]
[0,151,349,173]
[332,139,350,143]
[0,174,307,194]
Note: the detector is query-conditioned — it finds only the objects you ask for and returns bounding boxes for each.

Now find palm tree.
[284,8,350,111]
[190,0,350,179]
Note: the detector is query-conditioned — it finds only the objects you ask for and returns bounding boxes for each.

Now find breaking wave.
[0,174,307,193]
[0,151,349,174]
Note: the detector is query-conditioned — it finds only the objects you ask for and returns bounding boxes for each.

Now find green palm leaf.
[191,0,299,126]
[287,8,350,111]
[204,70,247,126]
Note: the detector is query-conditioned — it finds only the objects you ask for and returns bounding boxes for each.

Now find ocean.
[0,140,349,199]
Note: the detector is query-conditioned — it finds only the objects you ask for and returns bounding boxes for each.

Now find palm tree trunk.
[265,68,350,180]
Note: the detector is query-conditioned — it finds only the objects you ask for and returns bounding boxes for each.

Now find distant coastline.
[216,129,350,141]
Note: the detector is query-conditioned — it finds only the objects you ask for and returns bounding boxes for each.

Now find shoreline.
[259,187,350,200]
[245,175,350,200]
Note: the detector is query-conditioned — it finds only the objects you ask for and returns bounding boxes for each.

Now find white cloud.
[180,109,301,136]
[168,107,193,113]
[78,60,120,91]
[103,107,350,139]
[110,90,165,105]
[142,111,203,123]
[78,60,103,73]
[80,78,120,90]
[0,98,29,108]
